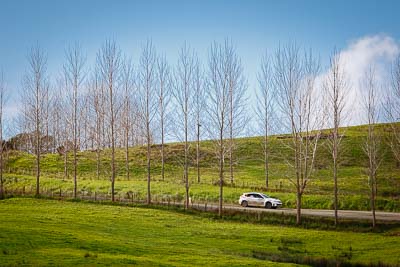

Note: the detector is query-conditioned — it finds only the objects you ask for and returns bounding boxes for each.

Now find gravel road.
[214,204,400,222]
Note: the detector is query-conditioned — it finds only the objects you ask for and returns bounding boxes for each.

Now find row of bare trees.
[0,71,5,199]
[16,40,231,208]
[2,40,399,226]
[255,45,400,226]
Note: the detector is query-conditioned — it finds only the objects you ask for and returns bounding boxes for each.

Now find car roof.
[244,192,264,195]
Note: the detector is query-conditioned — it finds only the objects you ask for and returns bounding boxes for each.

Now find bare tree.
[55,76,70,180]
[323,49,349,226]
[206,42,230,216]
[88,71,105,179]
[64,43,86,198]
[79,92,90,151]
[49,77,67,180]
[193,61,204,183]
[386,55,400,166]
[42,82,51,153]
[130,100,144,146]
[21,45,49,196]
[225,41,247,185]
[274,44,323,224]
[138,40,157,204]
[97,40,121,202]
[50,87,63,154]
[172,43,197,209]
[121,58,134,180]
[156,54,171,181]
[362,67,382,228]
[256,51,275,190]
[0,71,6,199]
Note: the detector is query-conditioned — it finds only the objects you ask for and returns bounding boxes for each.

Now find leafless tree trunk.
[80,93,90,151]
[206,42,232,217]
[0,71,6,199]
[362,67,382,228]
[43,84,50,154]
[21,45,49,197]
[121,59,134,180]
[97,40,121,202]
[138,40,157,204]
[51,77,66,179]
[56,76,71,180]
[256,51,275,190]
[172,43,197,209]
[274,44,323,225]
[157,54,171,181]
[89,72,105,179]
[386,55,400,167]
[324,49,349,226]
[226,41,247,185]
[194,62,204,183]
[51,88,62,154]
[64,43,86,198]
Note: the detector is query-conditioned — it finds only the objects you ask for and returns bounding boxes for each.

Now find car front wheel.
[241,201,248,207]
[265,202,272,209]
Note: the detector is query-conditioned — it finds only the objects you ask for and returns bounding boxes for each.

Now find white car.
[239,192,282,209]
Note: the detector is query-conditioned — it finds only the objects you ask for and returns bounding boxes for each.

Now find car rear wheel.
[241,201,248,207]
[265,202,272,209]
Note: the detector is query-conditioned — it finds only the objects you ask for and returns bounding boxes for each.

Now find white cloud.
[343,35,400,124]
[341,35,399,84]
[320,34,400,125]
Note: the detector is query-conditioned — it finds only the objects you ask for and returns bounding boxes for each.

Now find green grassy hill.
[2,123,400,211]
[1,198,399,266]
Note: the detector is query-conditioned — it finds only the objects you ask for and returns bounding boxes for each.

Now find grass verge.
[1,197,400,266]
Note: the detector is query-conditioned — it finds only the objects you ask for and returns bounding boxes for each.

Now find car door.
[253,194,264,207]
[246,194,257,206]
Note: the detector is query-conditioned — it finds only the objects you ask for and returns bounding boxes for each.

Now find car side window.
[254,194,262,198]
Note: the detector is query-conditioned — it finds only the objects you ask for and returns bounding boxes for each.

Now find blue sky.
[1,0,400,127]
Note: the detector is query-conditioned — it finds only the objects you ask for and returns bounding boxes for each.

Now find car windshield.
[261,193,270,198]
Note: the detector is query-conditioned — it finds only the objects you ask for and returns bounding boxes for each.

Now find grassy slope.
[3,123,400,211]
[1,198,400,266]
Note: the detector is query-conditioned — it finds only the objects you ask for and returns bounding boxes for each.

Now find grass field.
[1,198,400,266]
[2,123,400,211]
